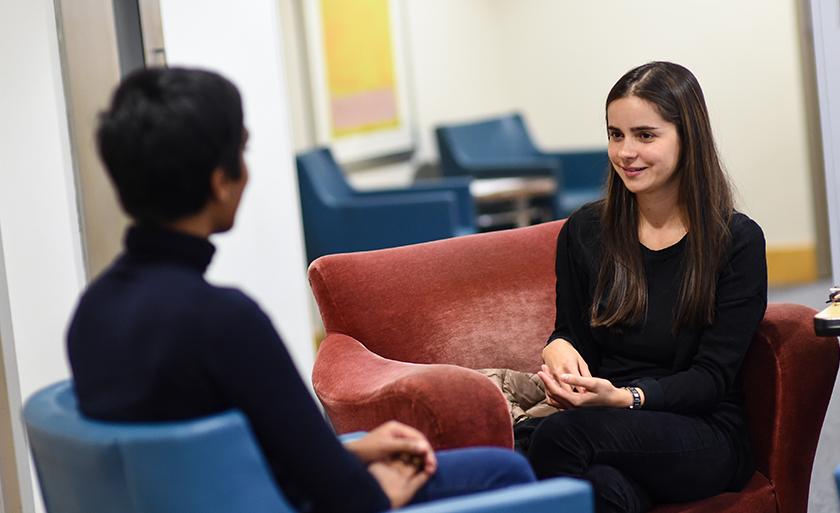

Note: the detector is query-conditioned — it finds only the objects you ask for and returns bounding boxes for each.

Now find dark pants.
[520,408,740,513]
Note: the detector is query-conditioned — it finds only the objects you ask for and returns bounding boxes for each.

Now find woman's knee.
[585,464,651,513]
[526,411,593,478]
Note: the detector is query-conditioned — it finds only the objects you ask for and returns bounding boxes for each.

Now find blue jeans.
[408,447,536,505]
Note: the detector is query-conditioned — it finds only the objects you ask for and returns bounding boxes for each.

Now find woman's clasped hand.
[539,338,641,409]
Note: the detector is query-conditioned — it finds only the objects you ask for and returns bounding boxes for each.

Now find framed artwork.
[303,0,413,162]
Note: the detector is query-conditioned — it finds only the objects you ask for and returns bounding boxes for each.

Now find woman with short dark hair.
[529,62,767,513]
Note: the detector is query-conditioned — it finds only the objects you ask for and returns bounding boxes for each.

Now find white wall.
[493,0,814,247]
[404,0,516,163]
[811,0,840,281]
[158,0,315,380]
[0,1,87,511]
[401,0,815,248]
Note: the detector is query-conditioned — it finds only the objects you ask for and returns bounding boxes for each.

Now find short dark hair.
[97,67,244,224]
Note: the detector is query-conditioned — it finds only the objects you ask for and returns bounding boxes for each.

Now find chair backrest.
[310,220,561,371]
[436,113,539,174]
[23,381,294,513]
[296,147,357,261]
[296,147,355,205]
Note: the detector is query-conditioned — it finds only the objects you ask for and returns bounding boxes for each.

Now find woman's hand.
[538,364,638,409]
[542,338,592,407]
[368,458,430,509]
[344,420,436,474]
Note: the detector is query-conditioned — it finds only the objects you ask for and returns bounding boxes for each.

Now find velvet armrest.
[312,333,514,450]
[740,303,839,513]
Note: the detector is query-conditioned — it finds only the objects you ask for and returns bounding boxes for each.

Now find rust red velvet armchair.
[309,219,838,513]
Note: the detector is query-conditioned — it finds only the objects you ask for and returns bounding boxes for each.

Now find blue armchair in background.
[435,113,608,217]
[296,147,476,262]
[23,380,593,513]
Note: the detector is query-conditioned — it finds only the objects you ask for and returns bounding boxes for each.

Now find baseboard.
[766,245,817,286]
[313,327,326,351]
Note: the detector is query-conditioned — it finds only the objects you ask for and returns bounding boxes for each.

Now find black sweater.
[548,204,767,483]
[67,225,389,513]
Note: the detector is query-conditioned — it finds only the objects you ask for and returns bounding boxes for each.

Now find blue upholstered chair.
[24,380,594,513]
[435,113,608,217]
[296,147,476,262]
[24,381,293,513]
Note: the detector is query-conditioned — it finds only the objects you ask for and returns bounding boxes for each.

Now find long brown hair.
[591,61,733,331]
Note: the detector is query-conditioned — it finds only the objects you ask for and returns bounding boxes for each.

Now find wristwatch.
[625,386,642,409]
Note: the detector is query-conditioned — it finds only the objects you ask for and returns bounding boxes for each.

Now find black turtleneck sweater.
[67,225,389,513]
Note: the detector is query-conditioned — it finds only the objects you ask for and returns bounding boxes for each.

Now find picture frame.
[302,0,414,163]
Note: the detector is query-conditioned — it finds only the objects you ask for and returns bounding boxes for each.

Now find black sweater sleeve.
[633,217,768,413]
[203,291,389,513]
[547,220,581,346]
[547,210,601,370]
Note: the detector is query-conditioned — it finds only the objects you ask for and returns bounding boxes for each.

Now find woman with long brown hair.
[526,62,767,512]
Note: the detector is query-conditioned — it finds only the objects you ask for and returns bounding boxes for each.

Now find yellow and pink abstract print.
[320,0,400,137]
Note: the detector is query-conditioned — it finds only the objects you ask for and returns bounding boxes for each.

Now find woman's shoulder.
[557,202,604,260]
[563,201,603,233]
[730,211,765,245]
[724,212,766,268]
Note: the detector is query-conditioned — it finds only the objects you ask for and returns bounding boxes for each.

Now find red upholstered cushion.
[652,473,776,512]
[738,303,839,513]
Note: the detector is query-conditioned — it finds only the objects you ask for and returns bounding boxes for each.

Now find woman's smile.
[619,165,647,177]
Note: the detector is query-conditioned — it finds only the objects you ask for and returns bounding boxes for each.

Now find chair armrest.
[335,193,461,249]
[410,176,473,190]
[312,334,513,449]
[356,177,473,196]
[338,431,367,443]
[399,478,593,513]
[411,178,475,229]
[356,177,476,230]
[342,191,457,210]
[740,303,839,513]
[453,159,562,180]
